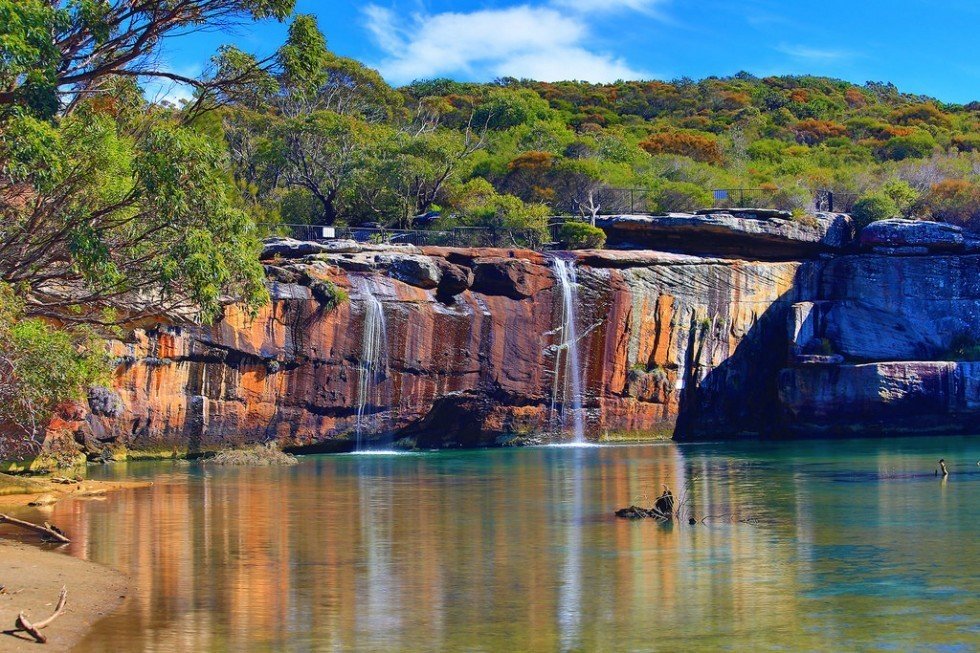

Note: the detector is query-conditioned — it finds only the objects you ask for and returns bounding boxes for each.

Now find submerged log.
[615,505,653,519]
[14,587,68,644]
[614,505,672,521]
[0,514,71,543]
[616,486,676,521]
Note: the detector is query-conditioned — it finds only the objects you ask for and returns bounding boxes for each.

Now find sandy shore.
[0,474,142,650]
[0,542,128,652]
[0,475,150,510]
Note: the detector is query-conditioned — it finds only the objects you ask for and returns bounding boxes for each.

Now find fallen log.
[0,514,70,543]
[615,505,652,519]
[14,587,68,644]
[614,505,671,520]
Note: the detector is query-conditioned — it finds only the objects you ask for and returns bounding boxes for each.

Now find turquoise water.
[13,437,979,651]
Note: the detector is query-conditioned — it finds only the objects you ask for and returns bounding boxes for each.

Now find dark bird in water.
[654,484,674,517]
[938,459,948,477]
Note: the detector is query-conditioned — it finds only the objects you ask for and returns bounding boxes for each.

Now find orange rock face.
[94,248,806,451]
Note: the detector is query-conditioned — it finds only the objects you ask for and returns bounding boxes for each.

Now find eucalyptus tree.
[0,0,295,119]
[0,0,303,457]
[220,15,410,225]
[0,0,312,325]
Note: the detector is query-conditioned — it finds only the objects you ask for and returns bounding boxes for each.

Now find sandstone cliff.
[71,215,980,454]
[83,241,803,452]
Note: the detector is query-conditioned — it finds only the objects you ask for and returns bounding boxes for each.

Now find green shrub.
[279,188,319,224]
[746,138,786,163]
[879,132,936,161]
[880,179,919,215]
[649,181,711,213]
[0,283,110,459]
[558,221,606,249]
[307,278,348,310]
[851,192,898,229]
[447,178,550,247]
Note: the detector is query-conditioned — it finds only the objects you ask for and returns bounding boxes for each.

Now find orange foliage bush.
[507,151,555,172]
[792,119,847,145]
[719,91,751,109]
[883,125,916,138]
[844,88,867,108]
[639,130,723,164]
[917,180,980,227]
[890,102,951,127]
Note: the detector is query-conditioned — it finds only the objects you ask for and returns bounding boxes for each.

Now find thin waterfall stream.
[353,276,390,450]
[551,258,586,443]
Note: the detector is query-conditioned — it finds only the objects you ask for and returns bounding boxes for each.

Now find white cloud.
[362,5,404,56]
[776,44,852,63]
[552,0,664,15]
[492,47,643,83]
[363,4,650,84]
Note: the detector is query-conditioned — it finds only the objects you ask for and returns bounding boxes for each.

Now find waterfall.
[354,277,389,450]
[551,258,586,444]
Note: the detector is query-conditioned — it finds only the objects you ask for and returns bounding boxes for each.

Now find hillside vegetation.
[215,31,980,234]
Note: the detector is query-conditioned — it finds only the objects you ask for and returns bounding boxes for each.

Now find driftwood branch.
[0,514,71,543]
[14,587,69,644]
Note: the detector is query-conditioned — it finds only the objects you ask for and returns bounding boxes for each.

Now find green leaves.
[126,121,267,320]
[851,193,899,229]
[279,14,329,97]
[0,112,64,190]
[72,0,113,45]
[68,223,124,288]
[447,178,549,244]
[242,0,295,20]
[1,88,268,325]
[0,0,61,117]
[1,0,297,119]
[558,222,607,249]
[0,282,111,454]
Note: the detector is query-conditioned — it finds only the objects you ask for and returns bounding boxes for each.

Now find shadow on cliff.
[673,262,818,441]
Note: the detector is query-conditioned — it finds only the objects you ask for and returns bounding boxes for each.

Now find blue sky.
[150,0,980,104]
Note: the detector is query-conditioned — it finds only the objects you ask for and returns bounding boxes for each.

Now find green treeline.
[223,36,980,233]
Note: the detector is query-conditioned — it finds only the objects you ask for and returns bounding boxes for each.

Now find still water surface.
[22,438,980,651]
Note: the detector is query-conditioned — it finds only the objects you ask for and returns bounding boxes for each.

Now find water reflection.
[556,447,585,651]
[8,438,975,652]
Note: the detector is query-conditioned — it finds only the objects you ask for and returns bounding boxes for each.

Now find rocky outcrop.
[89,244,804,452]
[777,221,980,435]
[803,254,980,360]
[261,237,363,259]
[858,218,975,254]
[779,362,980,435]
[596,210,854,259]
